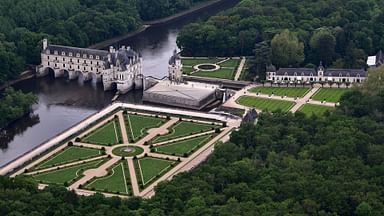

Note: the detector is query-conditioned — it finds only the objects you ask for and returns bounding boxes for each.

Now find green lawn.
[218,59,240,67]
[182,66,195,74]
[32,159,105,185]
[312,88,350,102]
[35,146,102,170]
[151,121,217,143]
[249,86,310,98]
[192,68,235,79]
[85,161,130,195]
[237,96,294,112]
[125,114,165,142]
[82,120,122,146]
[154,134,212,156]
[135,157,175,186]
[298,104,335,116]
[181,58,218,66]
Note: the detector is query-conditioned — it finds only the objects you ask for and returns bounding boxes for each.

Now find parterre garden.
[236,87,349,116]
[182,57,242,80]
[22,109,228,197]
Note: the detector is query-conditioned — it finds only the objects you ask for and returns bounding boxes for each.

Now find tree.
[271,29,304,67]
[252,41,271,80]
[362,65,384,95]
[310,29,336,66]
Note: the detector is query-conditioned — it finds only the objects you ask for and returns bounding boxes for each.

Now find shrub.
[64,182,69,187]
[144,153,148,157]
[179,117,182,121]
[166,115,171,120]
[183,153,188,157]
[75,137,81,142]
[166,157,169,160]
[177,158,181,162]
[133,156,137,159]
[79,184,83,189]
[121,156,125,160]
[222,122,227,127]
[68,141,73,146]
[215,128,221,133]
[108,155,112,158]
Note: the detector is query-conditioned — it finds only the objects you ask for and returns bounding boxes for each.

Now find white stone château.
[168,49,183,83]
[266,62,367,84]
[36,39,143,93]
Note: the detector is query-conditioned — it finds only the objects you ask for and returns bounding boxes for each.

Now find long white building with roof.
[36,39,143,93]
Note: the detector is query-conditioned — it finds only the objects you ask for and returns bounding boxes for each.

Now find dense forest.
[0,88,38,129]
[177,0,384,77]
[0,0,210,84]
[1,67,384,215]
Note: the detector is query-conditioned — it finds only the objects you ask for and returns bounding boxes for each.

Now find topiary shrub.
[75,137,81,142]
[215,128,221,133]
[68,141,73,146]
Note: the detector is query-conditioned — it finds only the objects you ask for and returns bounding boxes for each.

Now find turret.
[43,38,48,50]
[168,49,183,83]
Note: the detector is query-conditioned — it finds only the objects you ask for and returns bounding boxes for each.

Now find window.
[90,55,93,59]
[61,52,65,56]
[47,56,50,60]
[339,73,342,77]
[69,52,73,57]
[54,51,58,55]
[96,56,99,60]
[83,54,87,58]
[76,53,80,58]
[294,72,297,76]
[301,72,304,76]
[310,73,313,76]
[46,50,50,54]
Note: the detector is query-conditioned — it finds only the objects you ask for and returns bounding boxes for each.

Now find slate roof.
[243,108,258,124]
[276,68,317,76]
[324,69,367,77]
[46,44,108,58]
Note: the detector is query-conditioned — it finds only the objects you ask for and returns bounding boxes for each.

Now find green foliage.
[125,114,165,141]
[271,29,304,67]
[0,87,38,128]
[83,120,122,145]
[177,0,384,70]
[298,104,335,117]
[1,87,384,215]
[362,65,384,96]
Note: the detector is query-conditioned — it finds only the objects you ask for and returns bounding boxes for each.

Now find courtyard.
[14,104,238,198]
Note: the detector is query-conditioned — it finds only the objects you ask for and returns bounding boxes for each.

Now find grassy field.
[135,157,175,186]
[312,88,350,102]
[33,159,105,185]
[249,86,310,98]
[298,104,335,116]
[125,114,165,141]
[192,68,235,79]
[36,146,102,169]
[181,58,218,66]
[154,134,212,156]
[85,161,130,195]
[112,146,144,157]
[218,59,240,67]
[151,121,217,143]
[182,66,195,74]
[83,120,122,145]
[237,96,294,112]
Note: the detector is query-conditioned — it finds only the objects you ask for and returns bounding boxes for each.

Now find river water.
[0,0,239,167]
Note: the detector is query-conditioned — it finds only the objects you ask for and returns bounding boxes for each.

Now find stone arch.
[43,67,55,78]
[60,69,70,78]
[89,72,99,83]
[78,71,91,82]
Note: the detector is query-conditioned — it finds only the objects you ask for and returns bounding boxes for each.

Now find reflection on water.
[0,0,239,166]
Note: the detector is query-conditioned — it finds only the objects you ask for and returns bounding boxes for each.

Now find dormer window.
[83,54,87,58]
[294,72,297,76]
[69,52,73,57]
[301,72,304,76]
[96,55,100,60]
[46,50,51,54]
[357,74,361,77]
[76,53,80,58]
[54,51,58,55]
[90,55,93,59]
[347,73,350,77]
[61,51,65,56]
[284,72,288,76]
[339,73,342,77]
[310,73,313,76]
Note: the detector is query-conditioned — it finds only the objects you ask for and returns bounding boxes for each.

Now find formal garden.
[234,86,349,116]
[181,57,243,80]
[20,108,230,198]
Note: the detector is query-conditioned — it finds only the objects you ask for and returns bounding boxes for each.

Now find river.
[0,0,239,167]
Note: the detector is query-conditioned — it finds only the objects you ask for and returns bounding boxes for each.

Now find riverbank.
[0,70,35,91]
[89,0,237,50]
